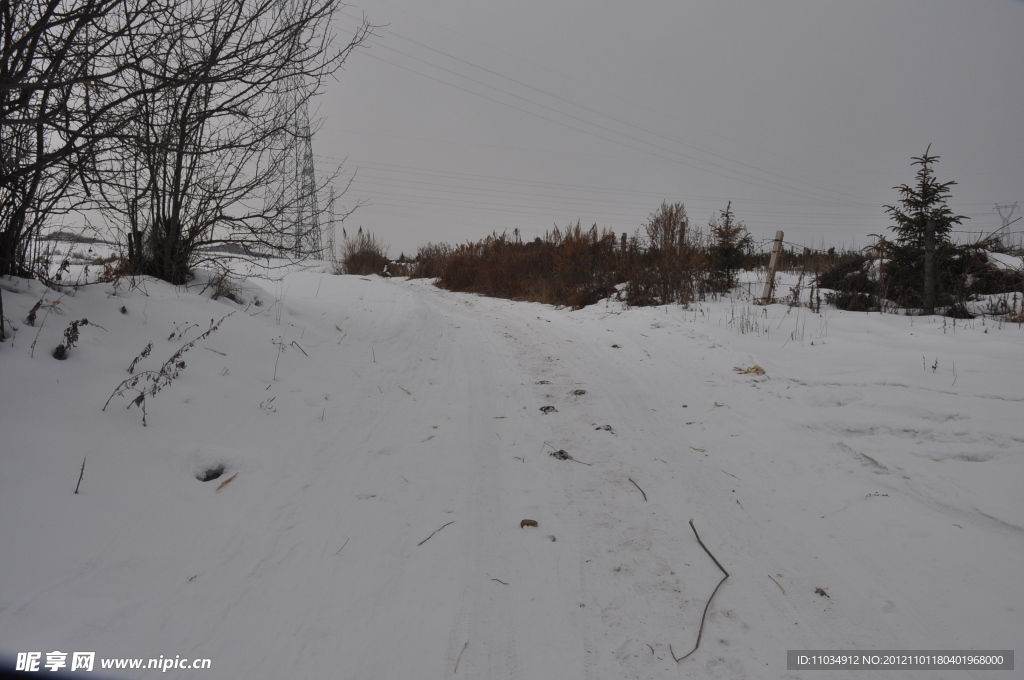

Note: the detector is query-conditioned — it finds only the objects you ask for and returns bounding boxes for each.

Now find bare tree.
[638,201,692,304]
[1,0,162,340]
[0,0,165,281]
[91,0,372,284]
[644,201,689,254]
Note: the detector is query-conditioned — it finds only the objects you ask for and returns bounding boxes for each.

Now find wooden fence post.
[758,231,784,304]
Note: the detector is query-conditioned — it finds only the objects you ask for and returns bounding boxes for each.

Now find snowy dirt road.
[299,276,1022,680]
[1,270,1021,679]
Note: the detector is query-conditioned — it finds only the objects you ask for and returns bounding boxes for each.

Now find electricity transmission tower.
[292,116,323,257]
[326,185,337,261]
[994,202,1021,251]
[268,0,323,259]
[995,202,1019,229]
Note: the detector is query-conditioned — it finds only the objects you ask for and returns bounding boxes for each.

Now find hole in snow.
[197,464,226,482]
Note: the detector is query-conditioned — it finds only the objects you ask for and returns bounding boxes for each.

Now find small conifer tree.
[884,145,966,249]
[708,202,751,290]
[883,146,968,311]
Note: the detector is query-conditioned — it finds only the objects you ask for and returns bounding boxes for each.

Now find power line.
[343,13,883,210]
[362,0,848,178]
[358,43,876,209]
[367,24,881,207]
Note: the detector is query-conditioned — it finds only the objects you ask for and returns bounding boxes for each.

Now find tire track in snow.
[427,291,597,680]
[446,297,698,680]
[433,302,524,680]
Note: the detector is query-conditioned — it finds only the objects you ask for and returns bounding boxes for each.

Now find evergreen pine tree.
[708,202,751,290]
[884,146,967,248]
[883,146,969,311]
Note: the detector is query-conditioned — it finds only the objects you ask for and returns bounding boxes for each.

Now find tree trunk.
[923,218,936,314]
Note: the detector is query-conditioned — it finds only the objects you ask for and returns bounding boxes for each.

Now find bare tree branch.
[89,0,374,283]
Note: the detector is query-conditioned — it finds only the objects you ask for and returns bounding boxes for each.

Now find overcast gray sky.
[317,0,1024,257]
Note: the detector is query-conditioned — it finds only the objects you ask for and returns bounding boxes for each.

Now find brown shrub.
[338,228,389,276]
[435,224,620,308]
[408,242,452,279]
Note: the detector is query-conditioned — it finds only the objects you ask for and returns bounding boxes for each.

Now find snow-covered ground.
[1,257,1021,679]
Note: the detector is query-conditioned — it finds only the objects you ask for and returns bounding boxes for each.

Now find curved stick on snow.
[454,641,468,673]
[417,521,454,546]
[628,477,647,502]
[672,519,729,662]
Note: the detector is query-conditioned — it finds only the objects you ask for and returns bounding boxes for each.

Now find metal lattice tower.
[994,202,1021,251]
[268,0,323,259]
[326,185,337,261]
[995,202,1019,229]
[292,114,322,257]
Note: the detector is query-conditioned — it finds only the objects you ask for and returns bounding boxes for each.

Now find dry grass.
[393,202,904,310]
[406,218,746,309]
[338,228,389,276]
[216,472,238,492]
[433,224,622,308]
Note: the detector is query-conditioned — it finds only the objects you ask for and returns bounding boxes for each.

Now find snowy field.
[1,254,1022,679]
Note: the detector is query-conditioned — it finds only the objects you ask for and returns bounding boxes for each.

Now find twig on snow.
[768,574,785,594]
[454,641,468,673]
[672,519,729,662]
[628,477,647,502]
[417,521,454,546]
[74,456,86,494]
[491,578,508,585]
[335,538,350,555]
